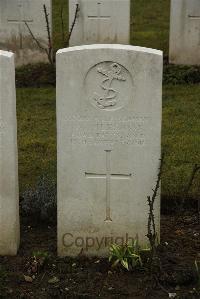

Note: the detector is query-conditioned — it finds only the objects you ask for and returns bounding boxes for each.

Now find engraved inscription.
[85,150,132,222]
[65,116,148,146]
[94,63,126,109]
[85,61,133,111]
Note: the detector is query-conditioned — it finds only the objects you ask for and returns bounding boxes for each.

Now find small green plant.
[33,250,50,261]
[32,251,50,271]
[25,251,50,275]
[109,239,150,271]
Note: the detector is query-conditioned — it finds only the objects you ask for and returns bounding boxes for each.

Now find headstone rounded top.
[57,44,163,57]
[0,50,14,58]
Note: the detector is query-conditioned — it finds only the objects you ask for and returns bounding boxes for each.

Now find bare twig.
[185,164,200,194]
[43,4,53,65]
[146,153,164,270]
[182,163,200,222]
[66,3,79,45]
[39,271,46,286]
[187,164,200,223]
[25,2,79,63]
[24,4,53,66]
[154,275,169,295]
[60,0,65,43]
[24,21,47,52]
[168,162,200,229]
[198,197,200,224]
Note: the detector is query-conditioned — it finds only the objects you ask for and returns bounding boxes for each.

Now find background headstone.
[57,45,163,257]
[169,0,200,65]
[0,0,52,66]
[0,51,19,255]
[69,0,130,46]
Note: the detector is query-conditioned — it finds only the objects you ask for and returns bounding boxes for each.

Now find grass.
[17,86,200,199]
[162,85,200,198]
[131,0,170,55]
[17,88,56,192]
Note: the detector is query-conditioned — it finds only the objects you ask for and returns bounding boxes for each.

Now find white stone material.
[0,0,52,66]
[169,0,200,65]
[57,44,163,257]
[0,51,19,255]
[69,0,130,46]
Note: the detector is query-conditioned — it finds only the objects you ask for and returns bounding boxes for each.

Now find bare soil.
[0,212,200,299]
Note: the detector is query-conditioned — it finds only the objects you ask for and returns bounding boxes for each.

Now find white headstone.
[0,51,19,255]
[169,0,200,65]
[0,0,52,66]
[57,44,163,257]
[69,0,130,46]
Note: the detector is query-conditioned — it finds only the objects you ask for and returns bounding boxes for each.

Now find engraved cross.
[87,2,111,39]
[85,150,132,222]
[188,13,200,45]
[7,0,33,48]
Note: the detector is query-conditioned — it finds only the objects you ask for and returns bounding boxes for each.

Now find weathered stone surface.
[0,51,19,255]
[57,45,163,257]
[69,0,130,46]
[169,0,200,65]
[0,0,52,66]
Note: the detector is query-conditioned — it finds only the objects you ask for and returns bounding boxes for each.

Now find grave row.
[0,44,162,256]
[0,0,199,66]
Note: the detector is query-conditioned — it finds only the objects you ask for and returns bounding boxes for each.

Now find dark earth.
[0,206,200,299]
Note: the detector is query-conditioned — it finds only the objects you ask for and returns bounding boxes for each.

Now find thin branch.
[43,4,52,49]
[154,275,169,295]
[24,21,47,52]
[60,0,65,43]
[43,4,53,65]
[178,163,200,222]
[66,3,79,45]
[146,153,164,270]
[198,197,200,224]
[24,4,54,66]
[185,164,200,194]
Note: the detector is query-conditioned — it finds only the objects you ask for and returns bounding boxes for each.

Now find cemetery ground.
[0,0,200,298]
[0,212,199,298]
